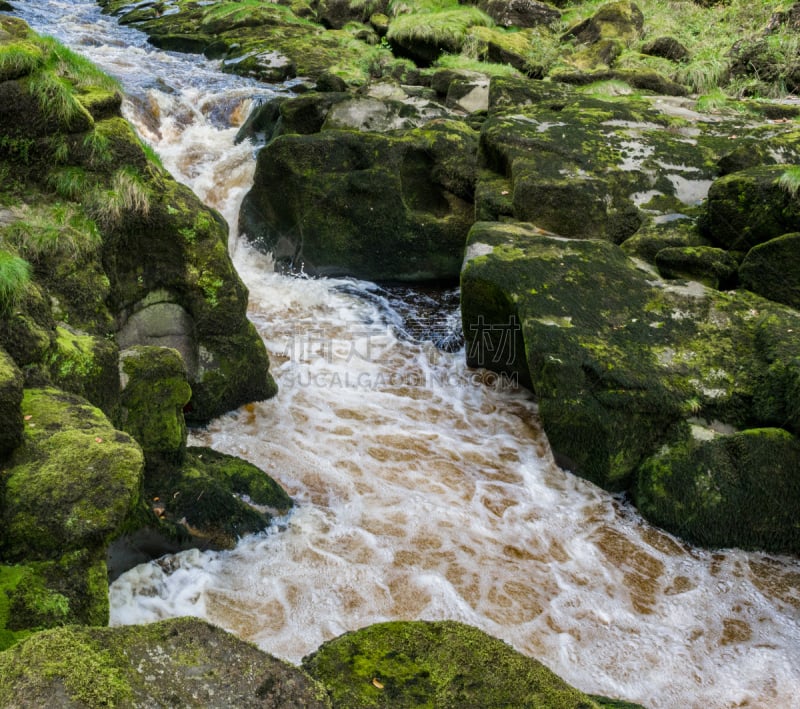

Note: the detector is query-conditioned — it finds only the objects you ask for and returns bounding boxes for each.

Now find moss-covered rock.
[641,36,689,62]
[0,345,23,457]
[480,0,561,29]
[386,4,494,66]
[1,387,143,560]
[478,78,800,244]
[636,428,800,553]
[700,165,800,252]
[620,217,708,263]
[143,446,293,549]
[0,618,332,707]
[119,345,191,464]
[461,220,800,508]
[47,325,119,417]
[0,551,109,650]
[303,620,603,708]
[654,245,739,289]
[240,120,477,281]
[563,1,644,46]
[739,232,800,309]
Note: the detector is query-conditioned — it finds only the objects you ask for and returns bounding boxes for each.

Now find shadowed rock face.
[0,618,332,708]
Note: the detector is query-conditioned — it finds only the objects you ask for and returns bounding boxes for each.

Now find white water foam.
[15,2,800,706]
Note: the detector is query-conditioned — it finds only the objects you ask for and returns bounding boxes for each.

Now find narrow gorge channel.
[15,2,800,706]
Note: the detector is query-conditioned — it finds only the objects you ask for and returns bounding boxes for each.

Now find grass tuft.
[88,168,152,230]
[0,250,31,312]
[777,165,800,198]
[4,203,102,261]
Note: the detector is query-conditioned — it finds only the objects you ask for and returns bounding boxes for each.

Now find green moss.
[2,388,143,560]
[0,628,134,706]
[1,201,101,262]
[636,428,800,553]
[119,346,191,463]
[0,618,331,706]
[185,446,293,510]
[45,326,119,413]
[303,620,600,708]
[0,551,111,651]
[0,565,32,651]
[0,41,45,81]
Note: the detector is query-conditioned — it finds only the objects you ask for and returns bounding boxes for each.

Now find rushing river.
[13,2,800,706]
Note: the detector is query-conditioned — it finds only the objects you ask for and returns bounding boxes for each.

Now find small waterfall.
[13,2,800,707]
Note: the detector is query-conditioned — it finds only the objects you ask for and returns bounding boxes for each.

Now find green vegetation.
[0,250,31,312]
[3,202,101,261]
[88,167,152,229]
[432,52,520,76]
[387,6,494,50]
[777,165,800,198]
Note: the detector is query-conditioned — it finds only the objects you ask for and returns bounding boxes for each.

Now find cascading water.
[14,3,800,707]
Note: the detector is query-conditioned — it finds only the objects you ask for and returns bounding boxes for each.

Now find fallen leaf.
[23,415,32,421]
[95,437,103,443]
[372,679,384,689]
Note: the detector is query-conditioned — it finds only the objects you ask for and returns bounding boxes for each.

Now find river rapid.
[13,2,800,706]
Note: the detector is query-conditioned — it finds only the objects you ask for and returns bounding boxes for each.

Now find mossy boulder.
[1,388,143,561]
[240,91,452,141]
[0,618,332,707]
[143,446,293,549]
[0,551,109,650]
[303,620,606,708]
[620,217,709,263]
[729,37,800,96]
[102,169,277,424]
[655,245,739,290]
[46,326,119,417]
[118,346,192,464]
[385,5,494,66]
[0,346,23,457]
[701,165,800,252]
[739,232,800,309]
[636,428,800,553]
[240,121,477,281]
[478,78,800,242]
[563,1,644,46]
[641,36,689,62]
[461,220,800,511]
[480,0,561,28]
